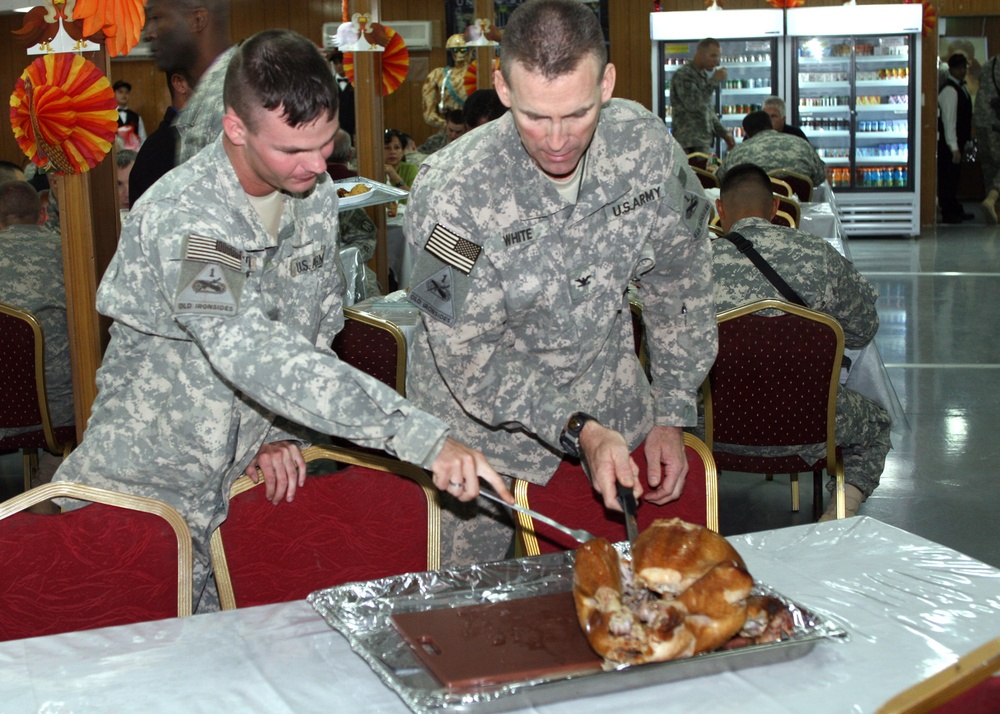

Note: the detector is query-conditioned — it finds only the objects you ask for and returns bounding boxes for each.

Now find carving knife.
[617,484,639,544]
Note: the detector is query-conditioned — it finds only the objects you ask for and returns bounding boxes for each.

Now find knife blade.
[617,484,639,544]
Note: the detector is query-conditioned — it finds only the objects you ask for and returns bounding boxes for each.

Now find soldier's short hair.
[116,149,138,168]
[719,163,773,216]
[0,160,25,183]
[697,38,721,53]
[224,29,338,133]
[742,110,773,138]
[0,180,42,228]
[499,0,607,83]
[464,88,507,127]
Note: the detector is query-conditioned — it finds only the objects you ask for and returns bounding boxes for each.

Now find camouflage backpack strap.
[724,231,807,308]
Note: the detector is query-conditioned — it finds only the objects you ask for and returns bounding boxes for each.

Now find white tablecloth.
[2,518,998,713]
[386,204,412,287]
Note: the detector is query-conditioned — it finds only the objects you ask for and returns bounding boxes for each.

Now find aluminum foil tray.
[308,547,848,713]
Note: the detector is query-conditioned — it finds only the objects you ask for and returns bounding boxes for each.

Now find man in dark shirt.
[129,71,192,205]
[763,96,807,141]
[937,53,973,223]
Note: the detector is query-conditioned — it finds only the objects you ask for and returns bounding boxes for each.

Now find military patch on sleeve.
[682,189,712,236]
[424,224,481,275]
[409,265,457,326]
[174,234,246,316]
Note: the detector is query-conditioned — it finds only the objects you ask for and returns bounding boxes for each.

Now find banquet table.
[3,517,998,713]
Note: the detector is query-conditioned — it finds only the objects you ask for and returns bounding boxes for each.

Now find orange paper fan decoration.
[344,25,409,96]
[73,0,147,57]
[767,0,804,8]
[9,53,118,174]
[464,58,501,97]
[903,0,936,37]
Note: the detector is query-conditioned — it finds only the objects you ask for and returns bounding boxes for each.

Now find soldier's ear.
[768,196,780,220]
[222,110,248,146]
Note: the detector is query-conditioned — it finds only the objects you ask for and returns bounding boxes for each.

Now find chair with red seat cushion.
[331,306,407,396]
[514,433,719,556]
[692,165,721,190]
[768,169,814,203]
[210,444,440,609]
[704,299,846,521]
[0,303,75,492]
[0,482,193,642]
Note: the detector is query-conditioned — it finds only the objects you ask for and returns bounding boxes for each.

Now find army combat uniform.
[405,100,718,566]
[974,55,1000,194]
[0,223,74,438]
[711,216,891,499]
[174,45,237,166]
[54,138,449,611]
[670,61,726,154]
[716,129,828,188]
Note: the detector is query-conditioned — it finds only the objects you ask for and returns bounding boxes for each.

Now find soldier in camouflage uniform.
[716,111,827,188]
[53,30,510,612]
[143,0,235,166]
[0,181,74,462]
[670,38,734,155]
[711,163,891,521]
[974,54,1000,223]
[405,0,717,566]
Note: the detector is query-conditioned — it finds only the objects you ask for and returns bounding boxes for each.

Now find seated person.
[762,96,807,142]
[463,88,508,128]
[326,128,356,181]
[716,110,826,189]
[0,180,74,488]
[0,160,26,183]
[710,163,891,520]
[384,128,419,194]
[418,109,467,155]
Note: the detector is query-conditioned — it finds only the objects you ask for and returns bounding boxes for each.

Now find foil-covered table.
[308,548,846,713]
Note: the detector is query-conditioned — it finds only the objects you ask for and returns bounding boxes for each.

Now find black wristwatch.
[559,412,598,458]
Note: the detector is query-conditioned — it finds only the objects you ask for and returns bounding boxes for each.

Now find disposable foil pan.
[308,547,848,713]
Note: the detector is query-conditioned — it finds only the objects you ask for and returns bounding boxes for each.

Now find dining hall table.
[2,517,997,713]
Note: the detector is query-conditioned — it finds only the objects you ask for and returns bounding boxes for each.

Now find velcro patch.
[409,266,457,326]
[424,224,481,275]
[183,233,246,271]
[174,261,244,316]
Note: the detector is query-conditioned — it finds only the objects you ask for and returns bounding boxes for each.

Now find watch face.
[568,415,585,432]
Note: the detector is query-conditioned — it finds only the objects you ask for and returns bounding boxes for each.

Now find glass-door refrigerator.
[787,4,923,236]
[651,9,784,160]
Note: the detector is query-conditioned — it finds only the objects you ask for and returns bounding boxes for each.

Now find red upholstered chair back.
[775,196,801,228]
[687,152,711,170]
[210,445,440,609]
[768,169,814,203]
[704,300,847,518]
[692,166,721,190]
[331,306,407,396]
[0,483,192,642]
[515,433,719,556]
[0,303,75,490]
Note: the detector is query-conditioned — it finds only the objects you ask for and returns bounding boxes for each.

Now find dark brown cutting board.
[391,591,604,690]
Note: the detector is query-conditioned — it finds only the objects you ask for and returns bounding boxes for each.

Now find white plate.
[336,182,376,207]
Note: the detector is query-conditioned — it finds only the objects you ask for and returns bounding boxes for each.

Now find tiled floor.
[719,216,1000,569]
[4,217,999,569]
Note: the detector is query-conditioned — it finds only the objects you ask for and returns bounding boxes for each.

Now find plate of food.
[308,518,848,713]
[336,181,376,207]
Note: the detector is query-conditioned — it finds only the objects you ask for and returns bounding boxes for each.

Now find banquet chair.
[704,299,846,521]
[0,482,192,641]
[210,444,440,610]
[775,195,801,228]
[769,176,794,198]
[0,302,75,492]
[331,306,407,396]
[514,433,719,556]
[875,634,1000,714]
[768,169,814,203]
[692,166,721,190]
[687,152,712,170]
[772,209,797,229]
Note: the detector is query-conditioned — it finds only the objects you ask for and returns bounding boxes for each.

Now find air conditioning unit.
[322,20,437,52]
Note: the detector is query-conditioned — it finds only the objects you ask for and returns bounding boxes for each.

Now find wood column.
[474,0,496,90]
[349,0,388,291]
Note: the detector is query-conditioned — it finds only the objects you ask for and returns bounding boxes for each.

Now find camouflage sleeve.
[122,206,449,468]
[641,161,719,426]
[806,146,828,187]
[815,243,880,349]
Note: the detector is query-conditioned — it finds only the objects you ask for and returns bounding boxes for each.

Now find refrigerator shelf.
[856,79,909,88]
[798,81,851,90]
[799,106,851,114]
[855,105,908,113]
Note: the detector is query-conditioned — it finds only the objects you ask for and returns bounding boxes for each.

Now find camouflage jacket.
[669,61,725,151]
[55,137,449,548]
[0,224,74,437]
[174,45,237,165]
[974,55,1000,132]
[404,100,718,484]
[716,129,827,187]
[713,216,879,349]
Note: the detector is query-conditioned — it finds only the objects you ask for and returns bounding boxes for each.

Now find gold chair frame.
[773,209,798,229]
[210,444,441,610]
[513,432,721,557]
[769,176,794,198]
[686,151,713,169]
[692,165,721,190]
[775,196,801,228]
[876,635,1000,714]
[705,299,846,520]
[0,302,75,491]
[337,306,408,397]
[0,481,193,617]
[768,169,815,203]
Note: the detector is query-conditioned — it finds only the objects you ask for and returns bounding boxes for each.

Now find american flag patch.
[183,234,245,272]
[424,224,481,275]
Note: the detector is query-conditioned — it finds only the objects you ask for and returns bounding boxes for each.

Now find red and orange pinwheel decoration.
[9,53,118,174]
[344,24,410,96]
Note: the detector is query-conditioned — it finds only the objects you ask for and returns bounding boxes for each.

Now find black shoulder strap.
[723,231,808,307]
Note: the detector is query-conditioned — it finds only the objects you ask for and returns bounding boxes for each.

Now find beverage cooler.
[651,10,783,159]
[787,4,923,236]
